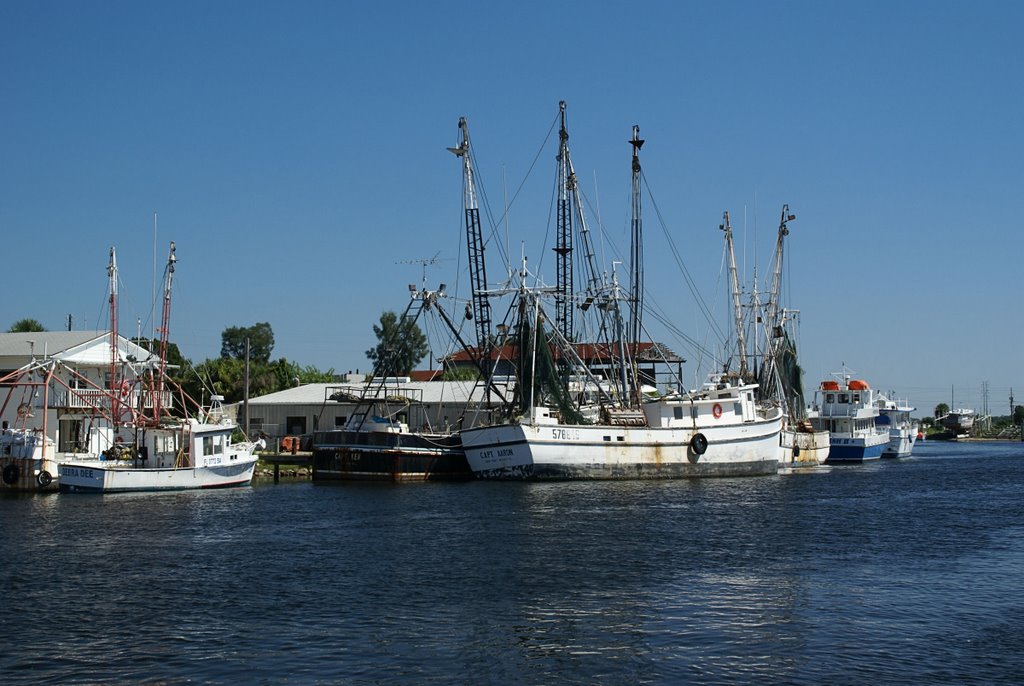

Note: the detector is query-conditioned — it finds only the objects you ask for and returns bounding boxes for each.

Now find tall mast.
[154,241,177,420]
[448,118,493,388]
[721,211,747,377]
[554,101,574,342]
[765,205,794,336]
[107,247,121,426]
[627,125,645,407]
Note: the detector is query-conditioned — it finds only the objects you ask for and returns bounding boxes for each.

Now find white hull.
[59,456,257,492]
[461,411,782,479]
[883,429,916,458]
[779,428,830,467]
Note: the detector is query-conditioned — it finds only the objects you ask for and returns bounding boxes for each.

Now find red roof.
[441,340,682,364]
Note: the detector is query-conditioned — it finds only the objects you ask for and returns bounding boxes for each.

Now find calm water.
[2,440,1023,685]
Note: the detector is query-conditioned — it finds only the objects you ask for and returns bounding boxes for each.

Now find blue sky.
[2,1,1021,416]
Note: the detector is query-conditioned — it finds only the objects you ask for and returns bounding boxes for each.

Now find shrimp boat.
[58,243,263,493]
[876,393,917,457]
[59,395,262,492]
[724,206,829,470]
[809,375,890,462]
[453,107,782,479]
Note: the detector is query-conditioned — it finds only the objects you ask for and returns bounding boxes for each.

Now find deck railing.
[51,388,175,411]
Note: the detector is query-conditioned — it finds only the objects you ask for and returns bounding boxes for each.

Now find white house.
[0,331,162,453]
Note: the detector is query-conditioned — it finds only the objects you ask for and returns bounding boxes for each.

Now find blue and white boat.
[809,376,890,462]
[875,393,917,458]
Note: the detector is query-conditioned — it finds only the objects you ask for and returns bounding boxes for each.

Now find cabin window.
[852,393,861,403]
[746,393,752,402]
[203,436,213,456]
[334,416,347,427]
[215,436,224,453]
[734,403,742,416]
[839,394,849,404]
[826,394,835,403]
[674,407,683,420]
[603,436,611,442]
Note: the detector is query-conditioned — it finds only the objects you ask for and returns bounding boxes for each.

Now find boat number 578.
[552,428,580,441]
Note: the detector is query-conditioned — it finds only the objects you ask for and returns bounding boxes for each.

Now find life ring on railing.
[712,403,723,419]
[37,470,52,488]
[16,403,31,418]
[2,463,21,485]
[119,380,131,400]
[690,433,709,455]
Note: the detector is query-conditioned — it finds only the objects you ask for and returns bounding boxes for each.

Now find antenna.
[396,252,450,290]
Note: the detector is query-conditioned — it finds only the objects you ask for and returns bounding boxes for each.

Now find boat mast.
[765,205,794,336]
[153,241,177,421]
[107,247,121,427]
[627,126,645,407]
[448,118,493,396]
[554,101,574,342]
[721,211,747,377]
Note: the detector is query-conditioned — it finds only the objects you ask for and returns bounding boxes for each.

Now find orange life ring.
[712,403,723,419]
[119,380,131,399]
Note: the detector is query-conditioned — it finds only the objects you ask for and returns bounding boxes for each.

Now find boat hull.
[779,428,830,467]
[824,431,889,463]
[882,430,916,458]
[461,415,782,480]
[1,456,59,492]
[312,430,469,482]
[58,458,258,493]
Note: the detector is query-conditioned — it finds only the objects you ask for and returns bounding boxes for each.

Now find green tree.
[934,403,950,418]
[1014,405,1024,425]
[442,364,480,381]
[221,322,274,364]
[365,311,429,377]
[131,337,188,370]
[9,318,46,332]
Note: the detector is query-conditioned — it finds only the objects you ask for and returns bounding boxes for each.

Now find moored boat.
[455,111,781,480]
[461,375,782,479]
[59,398,262,492]
[56,243,264,493]
[810,375,890,462]
[313,414,468,482]
[876,393,917,457]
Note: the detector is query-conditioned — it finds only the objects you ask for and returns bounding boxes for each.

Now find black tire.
[2,463,21,485]
[690,433,709,456]
[37,470,53,488]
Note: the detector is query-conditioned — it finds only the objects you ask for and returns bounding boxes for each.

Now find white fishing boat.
[54,243,263,493]
[461,375,782,479]
[876,393,917,457]
[809,375,890,462]
[59,396,262,492]
[726,206,829,470]
[453,109,782,480]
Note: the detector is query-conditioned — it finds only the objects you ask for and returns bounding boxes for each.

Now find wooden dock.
[257,451,313,482]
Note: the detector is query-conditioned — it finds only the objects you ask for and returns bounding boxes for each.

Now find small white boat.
[876,393,917,458]
[59,397,263,493]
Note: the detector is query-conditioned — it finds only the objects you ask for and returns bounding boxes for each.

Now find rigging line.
[641,171,727,343]
[473,109,561,274]
[643,306,716,362]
